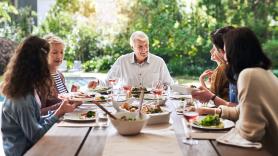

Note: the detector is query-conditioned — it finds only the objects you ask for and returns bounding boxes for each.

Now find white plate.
[192,116,235,130]
[90,87,111,93]
[58,92,95,102]
[169,94,191,100]
[196,100,216,108]
[144,94,166,100]
[63,111,96,122]
[171,84,199,95]
[94,96,111,102]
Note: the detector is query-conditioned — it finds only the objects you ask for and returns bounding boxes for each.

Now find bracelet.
[211,94,217,101]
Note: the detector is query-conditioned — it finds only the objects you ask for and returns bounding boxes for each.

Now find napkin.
[216,128,262,149]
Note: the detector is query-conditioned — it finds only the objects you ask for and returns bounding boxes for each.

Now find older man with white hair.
[89,31,173,88]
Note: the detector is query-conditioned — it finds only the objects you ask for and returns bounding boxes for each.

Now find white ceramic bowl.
[147,111,171,125]
[109,112,149,136]
[171,84,199,95]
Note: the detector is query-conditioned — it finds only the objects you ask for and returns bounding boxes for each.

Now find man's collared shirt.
[104,52,174,88]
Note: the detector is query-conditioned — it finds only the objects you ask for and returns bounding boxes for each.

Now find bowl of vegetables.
[109,112,149,136]
[119,102,170,125]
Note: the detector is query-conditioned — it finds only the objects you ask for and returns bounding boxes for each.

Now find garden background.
[1,0,277,77]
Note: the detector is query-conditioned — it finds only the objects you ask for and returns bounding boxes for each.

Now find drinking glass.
[182,99,199,145]
[122,82,132,99]
[152,80,163,105]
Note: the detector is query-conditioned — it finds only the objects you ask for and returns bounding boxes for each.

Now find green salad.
[198,115,223,127]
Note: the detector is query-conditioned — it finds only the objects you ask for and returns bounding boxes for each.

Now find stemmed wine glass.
[182,98,199,145]
[122,82,132,100]
[152,80,163,105]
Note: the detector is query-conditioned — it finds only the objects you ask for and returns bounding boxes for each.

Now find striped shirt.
[51,72,68,94]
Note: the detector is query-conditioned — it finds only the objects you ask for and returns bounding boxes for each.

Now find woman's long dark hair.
[210,26,234,50]
[224,27,272,84]
[2,36,52,100]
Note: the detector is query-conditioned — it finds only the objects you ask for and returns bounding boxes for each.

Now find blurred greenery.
[0,0,277,76]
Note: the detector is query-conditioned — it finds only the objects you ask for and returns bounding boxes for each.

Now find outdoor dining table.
[25,99,272,156]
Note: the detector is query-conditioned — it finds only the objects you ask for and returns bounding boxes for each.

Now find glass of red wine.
[182,99,199,145]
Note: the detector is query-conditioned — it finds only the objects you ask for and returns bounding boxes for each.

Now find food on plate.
[73,92,92,98]
[91,87,111,94]
[80,111,95,119]
[120,103,163,114]
[95,96,106,101]
[131,87,149,93]
[141,105,163,114]
[196,115,224,128]
[120,115,137,121]
[120,103,138,112]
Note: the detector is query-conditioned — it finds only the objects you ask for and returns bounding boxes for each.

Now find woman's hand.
[191,86,214,103]
[199,70,213,88]
[69,101,82,108]
[54,100,75,118]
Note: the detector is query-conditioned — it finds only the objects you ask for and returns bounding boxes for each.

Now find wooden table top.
[25,100,272,156]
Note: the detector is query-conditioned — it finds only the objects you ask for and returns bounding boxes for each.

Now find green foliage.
[0,2,35,42]
[83,55,115,72]
[1,0,277,77]
[263,39,278,68]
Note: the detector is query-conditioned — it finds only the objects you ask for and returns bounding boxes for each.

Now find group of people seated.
[0,27,277,156]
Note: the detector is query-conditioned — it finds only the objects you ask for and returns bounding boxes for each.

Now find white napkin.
[216,128,262,149]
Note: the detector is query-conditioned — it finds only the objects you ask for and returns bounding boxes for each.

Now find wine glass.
[182,99,199,145]
[152,80,163,105]
[122,82,132,99]
[107,66,120,95]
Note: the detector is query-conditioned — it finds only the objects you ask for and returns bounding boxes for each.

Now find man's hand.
[88,79,99,89]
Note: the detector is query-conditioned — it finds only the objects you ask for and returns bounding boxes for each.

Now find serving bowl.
[109,112,149,136]
[147,111,171,125]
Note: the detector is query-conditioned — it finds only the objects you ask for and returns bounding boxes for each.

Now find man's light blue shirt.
[102,52,174,88]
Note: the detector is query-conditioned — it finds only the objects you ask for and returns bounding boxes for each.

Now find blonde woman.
[41,34,69,115]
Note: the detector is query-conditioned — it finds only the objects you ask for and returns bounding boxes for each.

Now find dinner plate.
[169,94,191,100]
[90,87,111,93]
[58,92,95,102]
[93,96,111,102]
[63,111,96,122]
[192,116,235,130]
[171,84,199,95]
[143,94,166,100]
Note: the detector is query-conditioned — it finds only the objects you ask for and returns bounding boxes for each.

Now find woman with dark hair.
[213,27,277,153]
[199,26,233,101]
[1,36,75,156]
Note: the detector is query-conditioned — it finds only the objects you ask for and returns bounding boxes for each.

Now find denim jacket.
[1,94,58,156]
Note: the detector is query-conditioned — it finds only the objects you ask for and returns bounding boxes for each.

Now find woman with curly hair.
[1,36,75,156]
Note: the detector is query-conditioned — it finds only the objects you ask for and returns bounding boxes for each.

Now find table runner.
[102,123,182,156]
